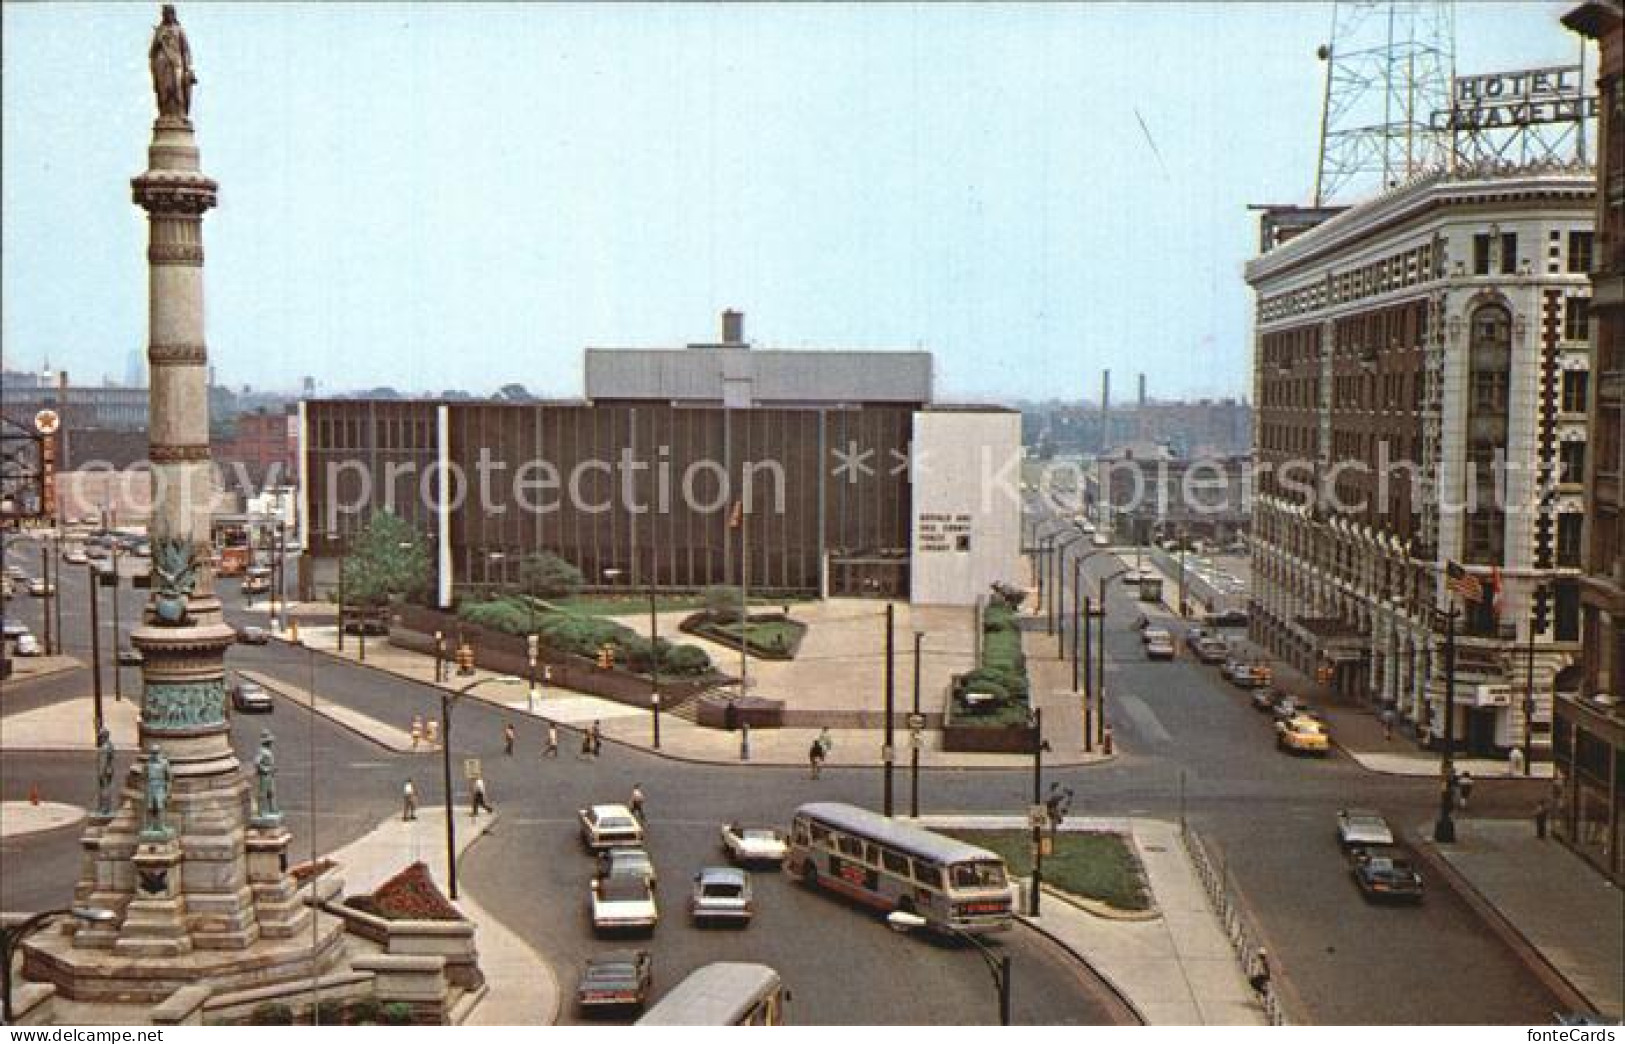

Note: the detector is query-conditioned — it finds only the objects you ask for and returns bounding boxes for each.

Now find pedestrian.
[817,727,833,758]
[579,729,593,760]
[425,719,439,747]
[1534,799,1549,840]
[410,715,423,751]
[1507,747,1525,777]
[543,722,559,758]
[1456,770,1474,810]
[590,719,603,758]
[503,722,515,756]
[1379,706,1395,742]
[471,775,492,818]
[808,738,825,779]
[1248,948,1271,994]
[629,783,646,821]
[401,779,417,822]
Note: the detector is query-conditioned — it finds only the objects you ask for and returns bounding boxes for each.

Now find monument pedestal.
[112,840,193,959]
[246,826,310,939]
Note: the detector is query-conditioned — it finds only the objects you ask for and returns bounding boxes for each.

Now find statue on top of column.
[149,4,197,121]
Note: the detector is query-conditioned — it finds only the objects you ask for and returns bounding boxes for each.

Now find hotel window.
[1557,512,1584,568]
[1473,233,1492,275]
[1564,297,1590,341]
[1568,230,1594,273]
[1500,232,1518,275]
[1561,370,1590,414]
[1559,441,1587,485]
[1553,579,1581,642]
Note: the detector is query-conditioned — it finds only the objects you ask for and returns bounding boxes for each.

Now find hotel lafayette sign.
[1431,65,1598,131]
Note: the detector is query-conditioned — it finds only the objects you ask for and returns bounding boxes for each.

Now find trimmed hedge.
[455,595,714,677]
[952,594,1030,714]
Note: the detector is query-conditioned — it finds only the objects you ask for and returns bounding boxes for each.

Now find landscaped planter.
[694,693,784,729]
[679,611,807,660]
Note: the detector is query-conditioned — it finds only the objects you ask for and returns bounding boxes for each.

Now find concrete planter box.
[694,693,784,729]
[326,902,482,991]
[941,720,1040,753]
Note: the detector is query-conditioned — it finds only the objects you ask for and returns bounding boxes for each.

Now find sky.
[0,2,1591,405]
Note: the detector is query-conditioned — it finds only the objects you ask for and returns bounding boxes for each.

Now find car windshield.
[742,829,779,842]
[950,861,1007,890]
[586,961,638,979]
[702,882,745,898]
[599,816,635,831]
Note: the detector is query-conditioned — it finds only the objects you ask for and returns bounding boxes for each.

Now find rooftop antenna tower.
[1313,1,1456,206]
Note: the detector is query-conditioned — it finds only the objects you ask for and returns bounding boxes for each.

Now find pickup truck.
[1336,809,1395,850]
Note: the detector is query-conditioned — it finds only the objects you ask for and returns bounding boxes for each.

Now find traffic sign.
[906,712,926,731]
[463,758,482,781]
[34,409,59,435]
[1028,804,1050,830]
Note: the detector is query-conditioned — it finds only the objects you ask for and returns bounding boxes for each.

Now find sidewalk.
[0,692,141,751]
[325,806,558,1026]
[2,655,83,686]
[282,622,1114,770]
[0,800,85,839]
[920,814,1265,1026]
[1418,819,1623,1021]
[238,669,426,754]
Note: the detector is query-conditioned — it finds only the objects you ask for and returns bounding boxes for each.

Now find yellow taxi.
[1275,715,1330,756]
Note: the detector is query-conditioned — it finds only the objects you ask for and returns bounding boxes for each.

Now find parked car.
[579,804,645,850]
[689,866,754,925]
[1275,716,1330,756]
[1337,809,1396,850]
[236,625,271,646]
[117,647,144,667]
[1272,698,1321,724]
[131,543,152,559]
[13,632,42,656]
[27,579,53,597]
[1350,848,1424,902]
[230,677,274,713]
[1222,661,1269,689]
[3,565,27,581]
[590,875,659,935]
[1193,638,1228,664]
[597,847,658,886]
[1203,609,1250,628]
[720,823,788,866]
[1,618,29,640]
[341,615,389,636]
[575,950,653,1013]
[62,548,88,565]
[1251,686,1280,712]
[1145,633,1176,661]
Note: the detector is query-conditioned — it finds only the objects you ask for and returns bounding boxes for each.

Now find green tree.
[702,585,742,623]
[517,552,583,600]
[341,511,430,609]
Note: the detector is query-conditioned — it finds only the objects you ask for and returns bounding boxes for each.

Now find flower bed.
[344,861,463,922]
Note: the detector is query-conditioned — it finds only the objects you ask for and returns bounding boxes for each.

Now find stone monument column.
[26,8,340,1002]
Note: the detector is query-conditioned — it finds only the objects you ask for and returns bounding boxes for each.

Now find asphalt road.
[0,522,1569,1024]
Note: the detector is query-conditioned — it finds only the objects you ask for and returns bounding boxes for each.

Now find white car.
[597,847,658,886]
[720,823,788,866]
[62,549,88,565]
[590,875,659,935]
[1337,809,1395,850]
[579,804,644,850]
[14,632,42,656]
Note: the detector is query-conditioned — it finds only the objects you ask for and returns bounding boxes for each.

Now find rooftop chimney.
[722,309,745,345]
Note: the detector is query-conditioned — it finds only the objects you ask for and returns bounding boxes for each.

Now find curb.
[1039,881,1161,922]
[1014,913,1147,1026]
[1,658,85,688]
[273,636,1124,772]
[1408,831,1599,1017]
[242,667,423,756]
[0,801,87,841]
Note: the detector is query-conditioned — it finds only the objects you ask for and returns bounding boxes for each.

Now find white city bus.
[636,962,788,1026]
[786,802,1014,933]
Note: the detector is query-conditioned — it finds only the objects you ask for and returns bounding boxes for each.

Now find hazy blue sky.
[1,2,1588,404]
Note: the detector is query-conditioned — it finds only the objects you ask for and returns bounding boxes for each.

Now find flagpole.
[740,503,749,694]
[1433,583,1460,844]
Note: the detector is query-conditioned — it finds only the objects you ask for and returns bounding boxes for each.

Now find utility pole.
[1071,558,1082,686]
[1524,601,1537,776]
[1082,592,1094,753]
[39,542,54,656]
[1433,606,1459,844]
[911,630,923,819]
[1029,706,1044,916]
[110,541,122,701]
[883,602,895,817]
[649,587,661,750]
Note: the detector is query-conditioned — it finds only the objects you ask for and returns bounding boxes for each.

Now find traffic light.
[456,643,475,676]
[1316,664,1333,685]
[597,644,614,670]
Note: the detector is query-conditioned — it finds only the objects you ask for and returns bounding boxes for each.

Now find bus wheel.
[801,863,819,890]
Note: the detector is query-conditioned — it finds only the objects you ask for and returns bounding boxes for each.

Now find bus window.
[837,835,863,858]
[793,819,810,845]
[810,823,829,845]
[863,842,881,865]
[912,859,943,889]
[951,861,1008,889]
[881,849,909,876]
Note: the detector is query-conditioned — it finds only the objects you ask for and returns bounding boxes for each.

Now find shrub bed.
[680,611,807,660]
[456,595,713,677]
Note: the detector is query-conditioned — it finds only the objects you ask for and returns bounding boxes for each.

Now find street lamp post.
[1523,595,1540,776]
[1096,567,1131,749]
[648,587,661,751]
[1053,532,1087,659]
[86,561,104,737]
[911,630,923,818]
[887,912,1012,1025]
[1028,707,1050,916]
[0,906,115,1022]
[884,602,896,817]
[439,676,523,900]
[109,540,122,701]
[38,541,53,656]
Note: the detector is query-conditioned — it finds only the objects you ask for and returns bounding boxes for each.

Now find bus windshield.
[950,861,1007,890]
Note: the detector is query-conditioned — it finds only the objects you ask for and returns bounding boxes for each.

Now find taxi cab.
[1275,715,1330,756]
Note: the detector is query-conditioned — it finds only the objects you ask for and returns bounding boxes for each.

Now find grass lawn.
[944,830,1150,912]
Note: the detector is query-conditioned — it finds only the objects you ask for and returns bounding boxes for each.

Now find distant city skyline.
[2,2,1590,403]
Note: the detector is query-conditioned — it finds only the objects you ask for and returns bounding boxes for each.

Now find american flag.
[1445,560,1482,603]
[728,501,743,529]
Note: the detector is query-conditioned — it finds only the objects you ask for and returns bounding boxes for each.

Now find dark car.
[341,616,389,636]
[1350,848,1424,902]
[230,677,274,713]
[1204,609,1250,628]
[236,625,271,645]
[117,647,144,667]
[1251,686,1279,712]
[575,949,653,1013]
